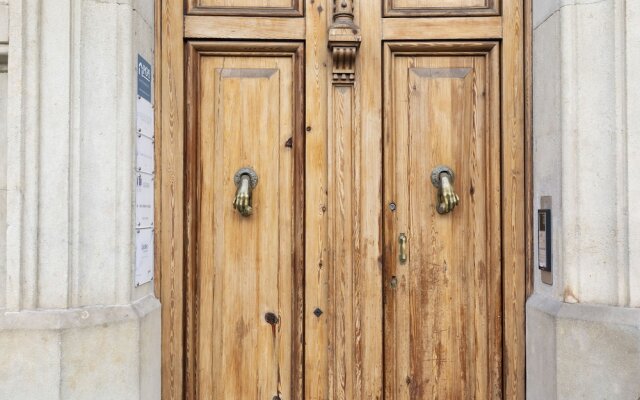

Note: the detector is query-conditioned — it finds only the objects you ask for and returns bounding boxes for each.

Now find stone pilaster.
[0,1,159,398]
[533,0,637,307]
[529,1,640,397]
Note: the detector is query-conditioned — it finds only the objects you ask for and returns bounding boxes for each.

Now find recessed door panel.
[383,42,502,399]
[188,0,303,16]
[187,43,304,400]
[384,0,499,16]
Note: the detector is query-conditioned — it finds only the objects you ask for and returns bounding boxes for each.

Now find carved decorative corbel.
[328,0,361,83]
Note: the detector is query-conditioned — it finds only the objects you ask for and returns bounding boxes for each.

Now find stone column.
[528,0,640,398]
[0,1,159,398]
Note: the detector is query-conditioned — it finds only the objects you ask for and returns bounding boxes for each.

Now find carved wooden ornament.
[328,0,361,83]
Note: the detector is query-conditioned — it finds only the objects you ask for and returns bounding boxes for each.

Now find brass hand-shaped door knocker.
[430,165,460,215]
[233,167,258,217]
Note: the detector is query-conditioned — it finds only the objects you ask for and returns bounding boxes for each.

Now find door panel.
[187,42,304,399]
[383,42,502,399]
[383,0,499,16]
[187,0,303,16]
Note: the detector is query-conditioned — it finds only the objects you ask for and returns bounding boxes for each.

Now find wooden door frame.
[154,0,533,398]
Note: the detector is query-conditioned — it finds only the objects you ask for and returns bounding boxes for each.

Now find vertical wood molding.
[327,1,364,397]
[304,0,330,397]
[349,1,383,398]
[158,0,185,399]
[328,83,360,398]
[525,0,533,298]
[502,0,526,397]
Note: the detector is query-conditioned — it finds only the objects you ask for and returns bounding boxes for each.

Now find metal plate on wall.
[136,173,154,229]
[135,228,154,286]
[136,134,154,174]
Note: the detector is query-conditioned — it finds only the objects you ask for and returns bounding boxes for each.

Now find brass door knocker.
[430,165,460,214]
[233,167,258,217]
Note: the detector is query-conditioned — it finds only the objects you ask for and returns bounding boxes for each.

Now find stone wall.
[0,1,160,398]
[528,1,640,398]
[1,0,7,314]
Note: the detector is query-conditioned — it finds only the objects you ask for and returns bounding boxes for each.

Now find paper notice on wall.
[135,228,154,286]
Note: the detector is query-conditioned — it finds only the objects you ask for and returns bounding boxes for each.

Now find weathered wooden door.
[160,0,526,398]
[382,42,502,399]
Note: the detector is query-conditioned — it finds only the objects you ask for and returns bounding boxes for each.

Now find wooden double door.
[160,0,526,398]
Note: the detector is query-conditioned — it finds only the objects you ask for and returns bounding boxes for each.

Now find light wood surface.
[382,17,502,40]
[187,0,302,16]
[383,42,501,399]
[185,16,305,40]
[393,0,485,9]
[384,0,498,16]
[200,0,292,7]
[158,1,184,399]
[525,0,534,298]
[185,42,304,399]
[353,2,384,398]
[158,0,528,398]
[502,0,527,397]
[303,1,330,397]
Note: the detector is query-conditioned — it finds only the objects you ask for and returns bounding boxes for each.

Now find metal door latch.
[398,233,407,264]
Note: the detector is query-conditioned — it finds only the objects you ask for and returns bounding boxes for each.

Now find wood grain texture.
[185,42,304,400]
[382,17,502,40]
[185,16,305,40]
[304,0,330,397]
[328,84,358,400]
[502,0,527,397]
[159,1,184,399]
[355,1,384,398]
[184,44,197,400]
[383,42,501,399]
[524,0,534,299]
[158,0,527,397]
[384,0,498,17]
[187,0,302,17]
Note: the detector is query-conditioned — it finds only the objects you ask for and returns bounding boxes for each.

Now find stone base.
[0,295,160,400]
[527,294,640,399]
